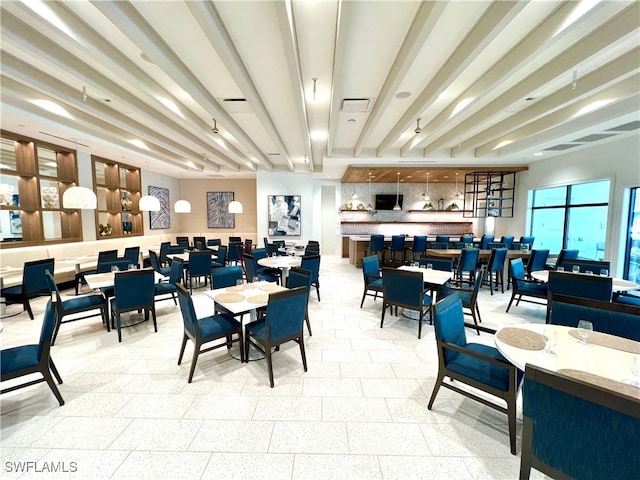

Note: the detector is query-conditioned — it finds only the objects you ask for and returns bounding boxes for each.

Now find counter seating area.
[0,233,257,288]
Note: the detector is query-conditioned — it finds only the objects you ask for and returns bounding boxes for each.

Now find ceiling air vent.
[341,98,371,112]
[606,121,640,132]
[543,144,579,151]
[220,98,252,113]
[572,133,617,143]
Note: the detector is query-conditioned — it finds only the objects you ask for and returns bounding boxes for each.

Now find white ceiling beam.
[187,1,295,172]
[456,48,640,156]
[272,0,314,171]
[475,75,640,157]
[376,0,528,157]
[353,1,446,157]
[490,94,640,157]
[90,0,270,171]
[326,0,351,158]
[422,2,640,156]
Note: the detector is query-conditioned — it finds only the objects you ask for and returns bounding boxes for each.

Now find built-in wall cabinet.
[92,156,143,239]
[0,133,82,247]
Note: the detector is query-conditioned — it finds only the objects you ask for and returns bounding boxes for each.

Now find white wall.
[499,135,640,276]
[141,169,183,235]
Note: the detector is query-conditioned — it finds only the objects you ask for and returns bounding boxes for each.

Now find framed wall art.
[207,192,235,228]
[148,186,170,229]
[268,195,301,236]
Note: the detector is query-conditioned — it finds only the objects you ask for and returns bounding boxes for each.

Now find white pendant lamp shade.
[393,172,401,211]
[228,200,243,213]
[139,195,160,211]
[174,199,191,213]
[63,186,97,209]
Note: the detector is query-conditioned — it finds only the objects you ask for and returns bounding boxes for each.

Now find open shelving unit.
[463,171,515,218]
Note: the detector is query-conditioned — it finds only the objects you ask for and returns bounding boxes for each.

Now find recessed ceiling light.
[156,97,184,119]
[534,152,543,156]
[347,118,356,123]
[30,100,72,119]
[310,130,327,141]
[525,97,535,101]
[104,99,111,102]
[395,91,411,99]
[128,139,149,150]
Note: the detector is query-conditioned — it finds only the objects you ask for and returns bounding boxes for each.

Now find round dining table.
[257,256,302,283]
[495,323,640,399]
[530,270,639,292]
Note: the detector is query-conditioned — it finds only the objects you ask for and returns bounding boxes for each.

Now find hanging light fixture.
[228,175,243,213]
[422,173,432,209]
[393,172,401,211]
[366,172,374,211]
[455,172,464,200]
[139,162,161,211]
[63,186,97,209]
[174,174,191,213]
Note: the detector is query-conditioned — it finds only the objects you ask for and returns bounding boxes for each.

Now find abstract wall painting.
[207,192,235,228]
[268,195,301,236]
[148,186,170,229]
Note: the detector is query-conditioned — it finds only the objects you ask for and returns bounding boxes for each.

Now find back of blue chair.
[548,271,612,302]
[188,251,212,276]
[37,300,56,361]
[123,246,140,267]
[411,235,428,255]
[520,235,535,248]
[555,249,579,269]
[193,236,206,250]
[211,266,243,289]
[527,249,549,273]
[114,270,155,310]
[168,258,184,285]
[176,284,198,339]
[176,237,189,248]
[207,238,221,247]
[428,242,449,250]
[369,234,385,253]
[362,255,381,281]
[419,257,453,272]
[252,247,269,261]
[521,364,639,480]
[460,235,474,244]
[479,235,494,249]
[227,242,242,264]
[287,267,311,296]
[510,258,526,280]
[435,235,449,244]
[159,242,170,264]
[243,253,258,281]
[149,250,162,272]
[213,245,227,266]
[23,258,55,297]
[264,287,307,342]
[433,294,467,364]
[97,259,130,273]
[382,268,425,310]
[560,259,610,274]
[301,254,320,283]
[229,236,242,243]
[457,248,480,273]
[500,236,514,249]
[488,248,508,273]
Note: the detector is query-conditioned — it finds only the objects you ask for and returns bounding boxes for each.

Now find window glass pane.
[0,138,17,171]
[37,147,58,177]
[624,187,640,282]
[532,186,566,207]
[569,180,609,205]
[530,207,564,253]
[566,206,607,260]
[42,211,64,240]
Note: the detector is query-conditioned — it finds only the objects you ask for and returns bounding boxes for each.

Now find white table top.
[84,269,164,289]
[397,265,452,286]
[204,281,287,315]
[531,270,639,292]
[495,324,640,387]
[257,256,302,269]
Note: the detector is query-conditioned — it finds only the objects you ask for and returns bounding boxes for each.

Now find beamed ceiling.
[0,1,638,180]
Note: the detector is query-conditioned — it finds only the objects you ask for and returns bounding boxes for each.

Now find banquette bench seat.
[547,293,640,342]
[0,232,256,288]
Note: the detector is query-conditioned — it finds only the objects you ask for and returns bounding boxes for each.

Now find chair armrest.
[365,273,382,282]
[462,322,497,335]
[439,340,516,370]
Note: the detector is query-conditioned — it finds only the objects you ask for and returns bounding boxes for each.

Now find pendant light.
[455,172,464,200]
[228,175,243,213]
[63,186,97,209]
[174,174,191,213]
[366,172,374,211]
[393,172,401,211]
[139,162,160,211]
[422,172,431,209]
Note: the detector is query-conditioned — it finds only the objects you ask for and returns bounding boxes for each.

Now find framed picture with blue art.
[268,195,301,236]
[148,186,170,229]
[9,210,22,235]
[207,192,235,228]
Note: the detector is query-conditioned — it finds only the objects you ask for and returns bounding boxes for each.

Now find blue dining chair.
[485,247,508,294]
[385,235,406,267]
[185,251,212,293]
[122,246,140,269]
[381,267,432,339]
[176,284,244,383]
[111,269,157,342]
[149,250,171,276]
[45,270,108,345]
[479,235,494,249]
[301,254,321,301]
[287,267,313,336]
[210,245,227,269]
[360,255,383,308]
[428,294,522,455]
[1,300,64,406]
[243,253,278,283]
[454,248,480,285]
[406,235,428,263]
[244,287,308,387]
[364,234,385,261]
[76,249,117,295]
[154,258,184,305]
[1,258,54,320]
[419,257,454,272]
[506,258,548,313]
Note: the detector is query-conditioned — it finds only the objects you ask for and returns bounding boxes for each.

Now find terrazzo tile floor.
[1,255,551,479]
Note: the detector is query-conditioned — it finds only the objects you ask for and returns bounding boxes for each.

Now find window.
[527,180,610,257]
[623,187,640,283]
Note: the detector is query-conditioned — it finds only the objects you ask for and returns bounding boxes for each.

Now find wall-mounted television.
[375,194,403,210]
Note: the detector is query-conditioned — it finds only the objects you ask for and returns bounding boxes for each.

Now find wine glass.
[556,266,564,272]
[235,279,244,290]
[543,328,557,356]
[111,265,119,273]
[600,269,609,277]
[427,263,433,270]
[631,355,640,387]
[572,265,580,274]
[585,270,593,275]
[577,320,593,345]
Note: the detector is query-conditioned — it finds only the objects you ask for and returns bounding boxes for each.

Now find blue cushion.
[154,283,177,294]
[1,285,23,296]
[447,343,513,391]
[60,295,104,313]
[0,344,39,374]
[516,281,547,296]
[246,319,267,340]
[196,314,241,339]
[614,295,640,307]
[368,278,383,289]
